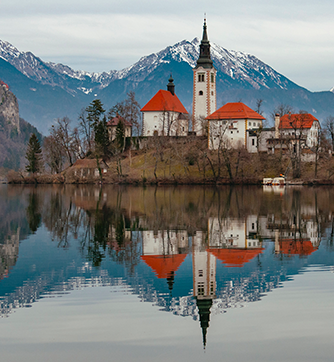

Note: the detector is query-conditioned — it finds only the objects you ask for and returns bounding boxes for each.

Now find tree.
[285,112,307,179]
[25,133,43,174]
[51,117,76,166]
[94,116,111,160]
[123,91,141,137]
[115,119,126,152]
[86,99,106,130]
[208,120,233,180]
[325,115,334,151]
[78,108,93,154]
[255,99,264,115]
[271,103,294,125]
[43,134,65,173]
[108,92,141,136]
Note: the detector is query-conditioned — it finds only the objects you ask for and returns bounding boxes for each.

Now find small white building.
[278,113,320,148]
[107,114,132,141]
[206,102,265,151]
[141,76,189,137]
[264,113,321,159]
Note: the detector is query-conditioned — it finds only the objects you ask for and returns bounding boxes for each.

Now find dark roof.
[107,115,132,127]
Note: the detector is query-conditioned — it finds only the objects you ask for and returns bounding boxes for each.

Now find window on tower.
[211,73,215,83]
[199,90,203,95]
[198,73,205,82]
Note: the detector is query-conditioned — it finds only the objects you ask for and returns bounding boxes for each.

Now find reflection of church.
[208,216,264,267]
[141,230,189,294]
[139,208,322,348]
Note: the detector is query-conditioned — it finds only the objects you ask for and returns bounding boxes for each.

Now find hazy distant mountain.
[1,38,334,134]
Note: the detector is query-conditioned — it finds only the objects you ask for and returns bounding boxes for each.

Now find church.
[141,19,319,155]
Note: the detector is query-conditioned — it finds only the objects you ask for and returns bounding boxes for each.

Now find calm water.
[1,184,334,362]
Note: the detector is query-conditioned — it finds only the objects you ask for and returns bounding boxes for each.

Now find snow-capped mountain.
[1,38,334,134]
[0,38,299,95]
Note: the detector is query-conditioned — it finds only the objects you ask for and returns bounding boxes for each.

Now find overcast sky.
[1,0,333,91]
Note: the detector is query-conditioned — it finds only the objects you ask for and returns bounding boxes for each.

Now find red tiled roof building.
[141,76,188,136]
[206,102,265,152]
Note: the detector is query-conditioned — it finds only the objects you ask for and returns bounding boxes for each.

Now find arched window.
[199,90,203,96]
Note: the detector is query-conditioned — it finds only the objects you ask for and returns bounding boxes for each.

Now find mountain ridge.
[1,38,334,134]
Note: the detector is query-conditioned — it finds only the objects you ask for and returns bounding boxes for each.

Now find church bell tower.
[192,18,217,136]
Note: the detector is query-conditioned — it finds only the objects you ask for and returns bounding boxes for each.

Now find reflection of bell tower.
[192,231,216,348]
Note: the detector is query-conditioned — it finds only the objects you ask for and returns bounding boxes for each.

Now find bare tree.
[51,117,76,166]
[271,103,294,125]
[43,135,65,173]
[325,115,334,151]
[208,120,233,180]
[124,91,141,137]
[78,108,93,155]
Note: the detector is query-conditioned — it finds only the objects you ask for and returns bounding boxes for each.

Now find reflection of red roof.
[208,248,264,267]
[141,90,188,113]
[206,102,265,120]
[279,239,317,256]
[279,114,318,129]
[141,254,186,278]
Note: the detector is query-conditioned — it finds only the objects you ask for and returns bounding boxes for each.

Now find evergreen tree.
[86,99,106,129]
[115,119,125,152]
[25,133,42,173]
[94,116,111,159]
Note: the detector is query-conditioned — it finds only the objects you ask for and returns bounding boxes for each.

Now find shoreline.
[5,172,334,186]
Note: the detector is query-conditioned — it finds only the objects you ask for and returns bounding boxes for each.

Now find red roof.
[107,115,132,127]
[0,80,9,89]
[208,248,264,267]
[141,90,188,114]
[279,113,318,129]
[279,239,317,256]
[141,254,186,278]
[206,102,265,120]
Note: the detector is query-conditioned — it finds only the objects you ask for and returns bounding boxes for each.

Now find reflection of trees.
[37,185,334,270]
[26,191,41,233]
[43,191,87,248]
[42,188,142,272]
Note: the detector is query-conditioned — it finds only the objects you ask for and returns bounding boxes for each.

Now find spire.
[196,298,213,349]
[202,14,208,41]
[196,17,214,69]
[167,74,175,95]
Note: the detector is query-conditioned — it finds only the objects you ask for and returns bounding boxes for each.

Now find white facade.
[208,217,261,249]
[142,111,188,137]
[279,120,320,148]
[142,230,188,255]
[192,67,217,136]
[192,231,216,300]
[208,118,263,151]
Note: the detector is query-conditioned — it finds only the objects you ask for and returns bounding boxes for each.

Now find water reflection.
[1,185,334,347]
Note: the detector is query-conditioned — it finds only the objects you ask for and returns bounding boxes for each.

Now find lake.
[1,184,334,362]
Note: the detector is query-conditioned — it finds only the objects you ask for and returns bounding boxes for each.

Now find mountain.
[0,81,42,171]
[1,38,334,134]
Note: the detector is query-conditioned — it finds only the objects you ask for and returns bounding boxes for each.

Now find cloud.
[1,1,333,90]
